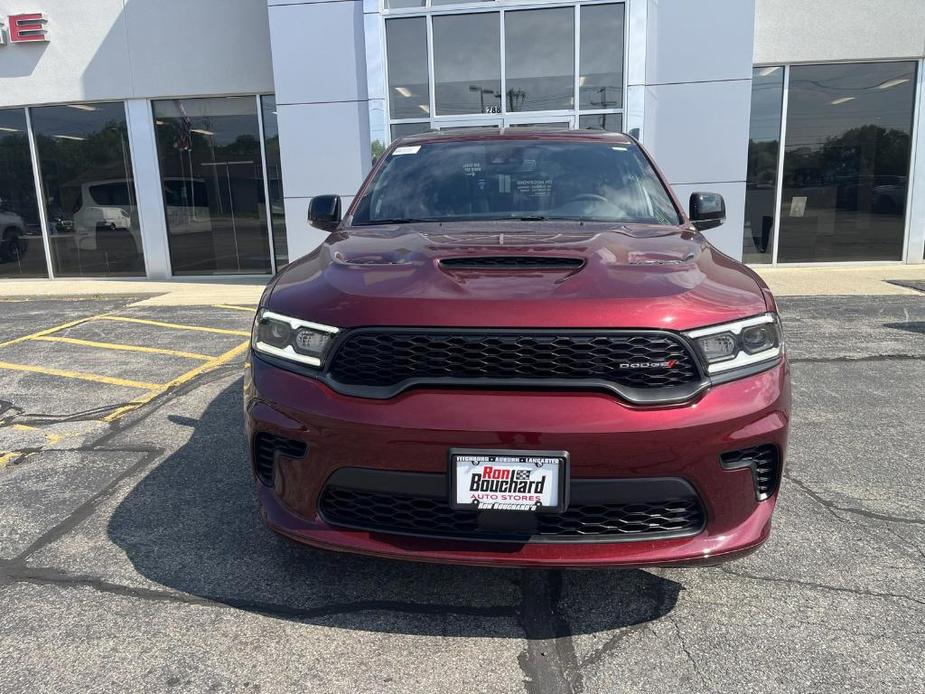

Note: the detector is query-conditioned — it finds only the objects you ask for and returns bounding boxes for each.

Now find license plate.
[449,449,569,513]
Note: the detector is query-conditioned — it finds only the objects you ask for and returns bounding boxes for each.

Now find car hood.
[268,222,770,331]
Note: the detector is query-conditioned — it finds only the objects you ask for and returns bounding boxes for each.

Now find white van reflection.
[66,177,214,252]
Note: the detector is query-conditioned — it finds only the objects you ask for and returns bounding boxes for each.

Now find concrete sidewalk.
[0,264,923,305]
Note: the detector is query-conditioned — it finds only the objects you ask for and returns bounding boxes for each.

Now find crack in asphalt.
[786,474,925,527]
[517,570,583,694]
[669,616,710,692]
[718,567,925,607]
[0,565,518,622]
[789,354,925,364]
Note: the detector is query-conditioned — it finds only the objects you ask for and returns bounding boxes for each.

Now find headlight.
[252,309,339,368]
[685,313,783,375]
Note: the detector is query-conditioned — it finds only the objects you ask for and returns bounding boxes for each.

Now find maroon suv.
[244,130,790,568]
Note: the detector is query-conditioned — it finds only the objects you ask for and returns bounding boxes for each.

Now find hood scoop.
[440,256,584,270]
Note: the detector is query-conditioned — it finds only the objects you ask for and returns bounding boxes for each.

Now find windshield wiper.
[354,218,440,226]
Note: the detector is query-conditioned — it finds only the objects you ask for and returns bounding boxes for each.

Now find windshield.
[351,140,682,226]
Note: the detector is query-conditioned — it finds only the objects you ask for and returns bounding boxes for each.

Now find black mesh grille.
[441,256,584,270]
[319,486,705,541]
[253,433,307,486]
[328,331,700,390]
[721,445,780,500]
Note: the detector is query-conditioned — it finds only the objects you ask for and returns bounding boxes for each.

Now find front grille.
[721,444,780,500]
[440,256,584,270]
[252,433,307,486]
[319,486,705,542]
[328,330,700,392]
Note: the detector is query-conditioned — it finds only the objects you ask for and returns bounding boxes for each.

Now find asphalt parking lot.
[0,292,922,693]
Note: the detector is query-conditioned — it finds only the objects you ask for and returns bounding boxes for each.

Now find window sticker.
[392,145,421,155]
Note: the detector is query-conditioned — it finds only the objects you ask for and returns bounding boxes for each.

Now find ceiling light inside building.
[0,126,20,133]
[418,104,430,114]
[757,66,781,77]
[829,96,855,106]
[66,104,98,112]
[876,78,910,90]
[54,134,86,141]
[190,128,215,136]
[394,86,412,97]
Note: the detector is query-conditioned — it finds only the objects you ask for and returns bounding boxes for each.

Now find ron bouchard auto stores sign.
[0,11,49,45]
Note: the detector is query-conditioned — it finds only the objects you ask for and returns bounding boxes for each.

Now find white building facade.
[0,0,922,280]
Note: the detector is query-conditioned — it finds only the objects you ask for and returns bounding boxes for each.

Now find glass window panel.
[386,18,430,120]
[261,96,287,268]
[391,122,431,140]
[579,4,624,110]
[778,62,917,262]
[385,0,424,7]
[433,13,501,116]
[154,97,272,275]
[579,113,623,132]
[0,108,47,278]
[31,102,144,277]
[743,66,784,264]
[431,0,492,5]
[505,8,574,113]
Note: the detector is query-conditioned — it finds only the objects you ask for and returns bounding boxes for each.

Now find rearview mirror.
[689,192,725,231]
[307,194,342,232]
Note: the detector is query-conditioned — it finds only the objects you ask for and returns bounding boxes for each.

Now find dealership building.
[0,0,923,280]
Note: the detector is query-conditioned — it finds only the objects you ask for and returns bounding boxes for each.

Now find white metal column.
[904,59,925,264]
[124,99,172,279]
[23,108,55,279]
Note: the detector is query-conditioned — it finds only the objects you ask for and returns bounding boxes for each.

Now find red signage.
[0,12,49,45]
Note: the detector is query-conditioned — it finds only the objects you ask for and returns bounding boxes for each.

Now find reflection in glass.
[0,108,47,278]
[778,62,916,262]
[743,66,784,263]
[391,122,431,140]
[505,8,574,112]
[385,0,424,7]
[31,102,144,277]
[261,96,287,268]
[154,97,271,275]
[386,18,430,120]
[433,14,501,116]
[579,4,624,110]
[579,114,623,132]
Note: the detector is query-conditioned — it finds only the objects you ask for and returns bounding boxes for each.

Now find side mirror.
[307,194,342,232]
[689,192,725,231]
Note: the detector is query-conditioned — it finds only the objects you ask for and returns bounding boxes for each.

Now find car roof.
[392,127,635,146]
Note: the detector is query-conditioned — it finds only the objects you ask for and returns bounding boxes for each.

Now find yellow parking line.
[0,451,20,468]
[213,304,257,313]
[0,361,160,390]
[103,340,250,422]
[95,316,250,337]
[12,424,37,431]
[0,313,112,351]
[32,336,213,361]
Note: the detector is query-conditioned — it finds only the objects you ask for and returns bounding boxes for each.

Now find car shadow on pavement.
[108,381,681,638]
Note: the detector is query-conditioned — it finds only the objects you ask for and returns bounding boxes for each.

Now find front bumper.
[245,355,790,568]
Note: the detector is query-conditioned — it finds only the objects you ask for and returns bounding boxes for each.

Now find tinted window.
[261,95,288,267]
[154,97,272,275]
[742,66,784,263]
[352,140,680,226]
[31,102,145,277]
[778,62,916,262]
[505,8,574,112]
[579,4,624,110]
[433,14,501,116]
[0,108,47,278]
[386,18,430,120]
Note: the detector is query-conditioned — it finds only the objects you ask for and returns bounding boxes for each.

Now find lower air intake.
[252,433,307,486]
[720,445,781,500]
